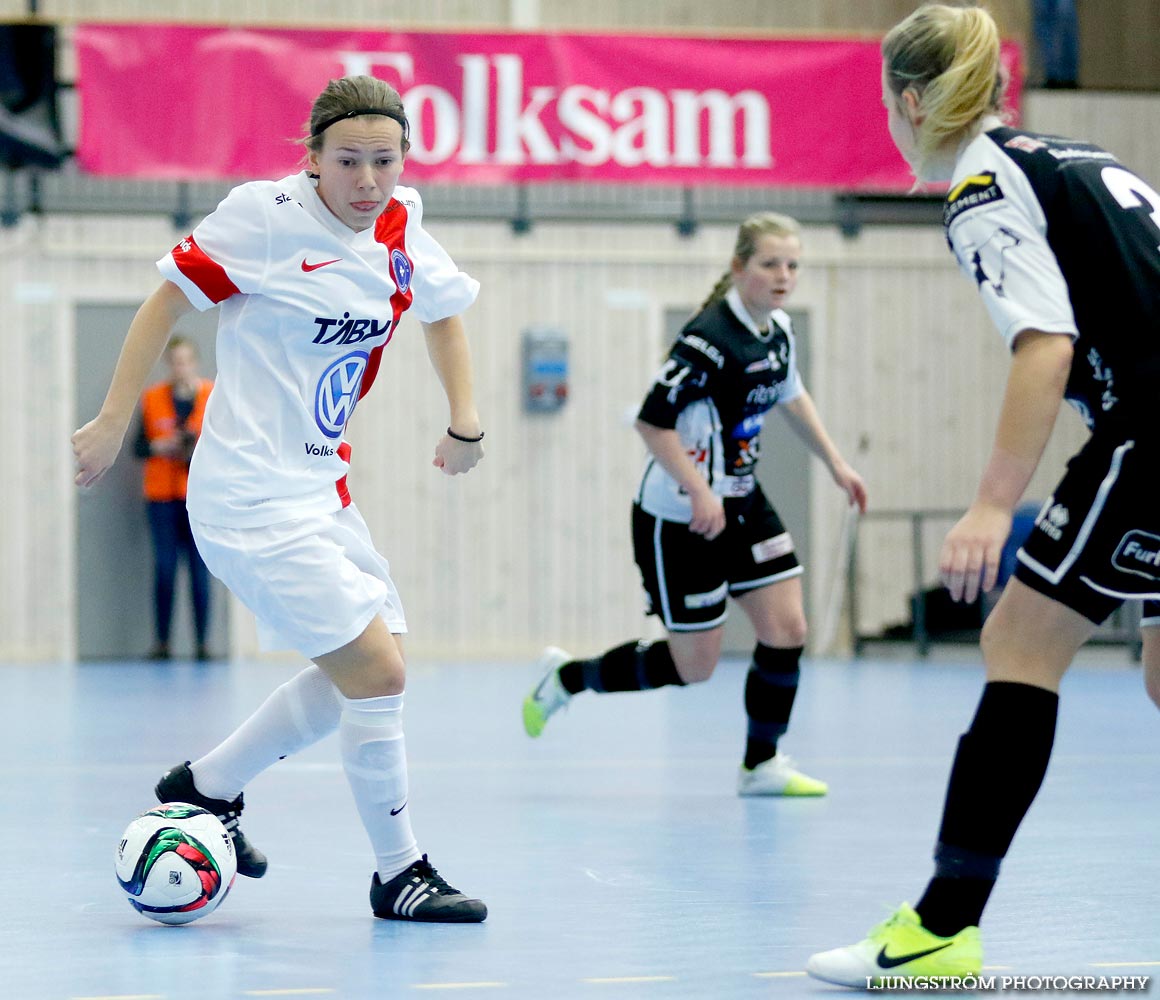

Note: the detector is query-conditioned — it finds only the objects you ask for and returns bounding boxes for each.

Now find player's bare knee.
[979,611,1005,663]
[772,615,808,649]
[324,655,406,699]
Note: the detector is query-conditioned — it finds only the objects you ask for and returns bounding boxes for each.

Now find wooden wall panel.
[1024,90,1160,169]
[2,206,1099,662]
[1077,0,1160,91]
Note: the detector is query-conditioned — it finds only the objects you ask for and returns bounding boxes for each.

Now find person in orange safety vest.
[132,335,214,660]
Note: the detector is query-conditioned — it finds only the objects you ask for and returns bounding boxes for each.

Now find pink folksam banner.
[74,24,1021,189]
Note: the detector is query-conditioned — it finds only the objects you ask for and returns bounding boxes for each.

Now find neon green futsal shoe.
[737,752,828,796]
[806,903,982,988]
[522,646,573,737]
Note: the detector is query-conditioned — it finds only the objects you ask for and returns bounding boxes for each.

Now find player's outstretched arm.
[780,391,868,513]
[72,280,194,487]
[423,315,484,475]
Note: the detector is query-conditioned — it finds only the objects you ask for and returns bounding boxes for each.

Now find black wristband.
[446,426,485,443]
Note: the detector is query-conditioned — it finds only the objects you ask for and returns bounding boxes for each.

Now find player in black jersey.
[809,4,1160,987]
[522,212,867,797]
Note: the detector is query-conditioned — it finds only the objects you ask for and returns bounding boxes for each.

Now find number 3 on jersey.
[1102,166,1160,252]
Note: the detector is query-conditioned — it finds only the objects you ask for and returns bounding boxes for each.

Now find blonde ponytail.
[883,4,1004,175]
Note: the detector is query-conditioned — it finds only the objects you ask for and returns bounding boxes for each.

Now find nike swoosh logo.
[301,257,342,272]
[876,942,954,969]
[390,800,407,816]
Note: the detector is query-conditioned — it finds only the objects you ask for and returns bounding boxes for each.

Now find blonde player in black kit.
[523,213,868,797]
[809,4,1160,987]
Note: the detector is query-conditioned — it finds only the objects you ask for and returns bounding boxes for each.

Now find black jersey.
[945,125,1160,434]
[635,287,803,522]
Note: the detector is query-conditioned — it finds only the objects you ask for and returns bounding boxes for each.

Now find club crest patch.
[391,249,412,293]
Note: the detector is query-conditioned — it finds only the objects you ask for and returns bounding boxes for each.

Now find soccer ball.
[115,803,237,925]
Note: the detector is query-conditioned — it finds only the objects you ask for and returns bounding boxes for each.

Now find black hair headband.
[311,107,410,140]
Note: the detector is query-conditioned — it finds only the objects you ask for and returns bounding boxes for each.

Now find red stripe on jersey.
[359,344,385,402]
[335,441,353,508]
[170,234,240,304]
[359,200,414,401]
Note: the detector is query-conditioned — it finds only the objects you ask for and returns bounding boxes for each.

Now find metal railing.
[0,164,945,234]
[847,508,1143,659]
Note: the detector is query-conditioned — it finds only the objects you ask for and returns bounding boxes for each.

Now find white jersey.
[158,172,478,527]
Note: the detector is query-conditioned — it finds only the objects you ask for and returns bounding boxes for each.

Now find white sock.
[339,692,420,882]
[190,665,341,800]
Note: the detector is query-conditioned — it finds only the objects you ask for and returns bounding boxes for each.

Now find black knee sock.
[557,640,684,695]
[915,681,1059,937]
[743,644,803,770]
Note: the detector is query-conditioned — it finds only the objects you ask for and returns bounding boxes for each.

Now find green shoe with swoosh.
[806,903,982,988]
[522,647,573,737]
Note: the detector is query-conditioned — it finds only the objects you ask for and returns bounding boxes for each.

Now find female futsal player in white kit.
[73,75,488,922]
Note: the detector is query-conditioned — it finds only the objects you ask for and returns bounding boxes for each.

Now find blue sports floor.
[1,649,1157,999]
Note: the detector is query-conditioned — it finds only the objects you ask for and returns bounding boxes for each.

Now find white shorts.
[191,503,406,659]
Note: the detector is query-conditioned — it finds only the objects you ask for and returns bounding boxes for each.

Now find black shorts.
[632,486,802,632]
[1015,432,1160,624]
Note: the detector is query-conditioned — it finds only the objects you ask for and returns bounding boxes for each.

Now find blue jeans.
[147,499,210,647]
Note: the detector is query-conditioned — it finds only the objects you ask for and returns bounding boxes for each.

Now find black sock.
[743,644,803,770]
[557,640,684,695]
[915,681,1059,936]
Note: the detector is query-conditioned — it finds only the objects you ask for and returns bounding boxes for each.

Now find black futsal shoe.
[370,855,487,922]
[154,761,269,878]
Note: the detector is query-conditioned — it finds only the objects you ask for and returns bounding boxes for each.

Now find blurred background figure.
[133,335,214,660]
[1032,0,1079,88]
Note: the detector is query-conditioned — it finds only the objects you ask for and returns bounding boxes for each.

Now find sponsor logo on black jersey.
[1004,135,1047,154]
[746,383,781,408]
[1086,347,1119,413]
[1047,147,1117,163]
[943,172,1005,227]
[679,334,726,369]
[731,413,764,439]
[652,358,706,405]
[732,436,759,471]
[311,313,393,345]
[1113,531,1160,581]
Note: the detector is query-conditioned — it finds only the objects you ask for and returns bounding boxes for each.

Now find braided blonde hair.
[698,212,801,315]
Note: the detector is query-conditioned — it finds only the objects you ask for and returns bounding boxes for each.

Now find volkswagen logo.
[314,351,369,439]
